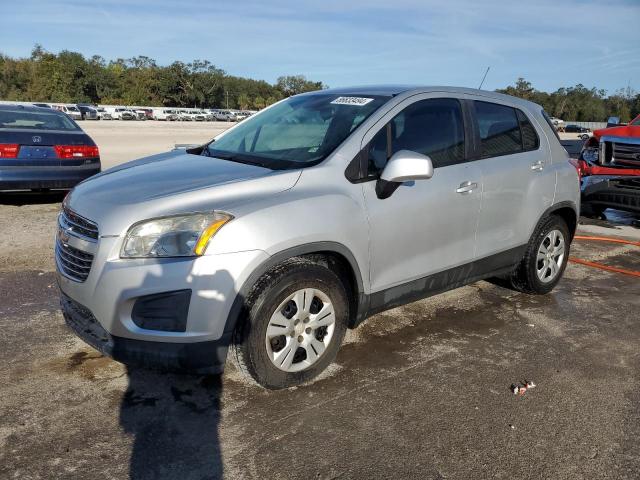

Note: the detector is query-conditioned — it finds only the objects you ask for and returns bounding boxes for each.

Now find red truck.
[573,114,640,216]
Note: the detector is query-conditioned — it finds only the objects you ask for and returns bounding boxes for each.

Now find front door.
[361,97,482,294]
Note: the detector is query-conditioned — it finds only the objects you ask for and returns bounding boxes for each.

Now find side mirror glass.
[380,150,434,183]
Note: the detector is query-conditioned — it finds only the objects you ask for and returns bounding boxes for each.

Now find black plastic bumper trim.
[61,293,229,373]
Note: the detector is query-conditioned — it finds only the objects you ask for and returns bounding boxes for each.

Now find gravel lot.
[1,122,639,479]
[82,120,233,168]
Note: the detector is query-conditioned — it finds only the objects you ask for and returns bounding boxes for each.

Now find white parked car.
[53,104,82,121]
[152,108,178,121]
[176,110,193,121]
[105,107,137,120]
[549,116,564,127]
[96,107,112,120]
[213,109,236,121]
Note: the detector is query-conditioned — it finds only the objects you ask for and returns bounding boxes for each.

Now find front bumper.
[56,234,269,369]
[0,164,100,190]
[581,175,640,214]
[61,293,230,372]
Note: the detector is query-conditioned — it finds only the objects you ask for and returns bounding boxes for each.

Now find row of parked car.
[27,102,255,122]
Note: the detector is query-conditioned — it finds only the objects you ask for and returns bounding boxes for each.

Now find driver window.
[366,98,465,177]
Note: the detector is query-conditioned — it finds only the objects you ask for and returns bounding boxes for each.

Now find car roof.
[301,85,542,109]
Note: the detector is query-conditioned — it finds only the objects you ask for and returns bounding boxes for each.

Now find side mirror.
[607,116,620,128]
[376,150,434,199]
[380,150,434,182]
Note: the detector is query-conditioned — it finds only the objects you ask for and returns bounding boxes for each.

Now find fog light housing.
[131,289,191,332]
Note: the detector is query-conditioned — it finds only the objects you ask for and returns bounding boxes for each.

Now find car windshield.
[0,108,80,131]
[67,106,79,112]
[631,117,640,126]
[206,93,389,169]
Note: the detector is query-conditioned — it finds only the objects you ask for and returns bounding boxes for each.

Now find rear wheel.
[509,215,570,294]
[232,258,349,389]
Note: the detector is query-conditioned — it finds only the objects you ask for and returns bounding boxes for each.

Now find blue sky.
[2,0,639,94]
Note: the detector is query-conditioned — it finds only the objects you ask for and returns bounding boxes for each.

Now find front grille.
[600,137,640,169]
[612,142,640,168]
[59,207,99,240]
[55,239,94,282]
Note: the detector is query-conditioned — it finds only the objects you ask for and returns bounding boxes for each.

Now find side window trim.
[461,99,481,161]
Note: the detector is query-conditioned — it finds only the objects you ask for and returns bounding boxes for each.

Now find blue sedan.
[0,104,101,191]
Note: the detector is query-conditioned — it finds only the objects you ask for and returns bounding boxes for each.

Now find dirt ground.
[0,125,639,479]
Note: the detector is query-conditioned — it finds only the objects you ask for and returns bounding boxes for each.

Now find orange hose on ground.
[568,257,640,278]
[569,234,640,278]
[573,235,640,248]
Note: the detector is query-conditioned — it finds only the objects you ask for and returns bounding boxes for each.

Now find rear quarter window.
[541,110,561,141]
[516,109,539,150]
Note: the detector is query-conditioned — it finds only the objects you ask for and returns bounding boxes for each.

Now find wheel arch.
[224,242,367,338]
[544,201,578,241]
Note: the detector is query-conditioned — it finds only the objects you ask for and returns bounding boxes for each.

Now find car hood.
[66,150,301,236]
[594,125,640,140]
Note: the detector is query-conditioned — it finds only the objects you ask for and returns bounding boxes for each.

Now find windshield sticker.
[330,96,374,106]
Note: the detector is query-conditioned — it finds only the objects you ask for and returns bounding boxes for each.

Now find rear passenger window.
[517,110,539,150]
[474,101,522,158]
[366,98,465,176]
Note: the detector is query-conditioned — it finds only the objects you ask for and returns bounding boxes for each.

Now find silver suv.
[56,86,579,389]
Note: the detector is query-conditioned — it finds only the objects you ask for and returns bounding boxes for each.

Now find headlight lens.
[121,212,232,258]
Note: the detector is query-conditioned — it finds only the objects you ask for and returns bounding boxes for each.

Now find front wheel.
[232,258,349,389]
[509,215,570,294]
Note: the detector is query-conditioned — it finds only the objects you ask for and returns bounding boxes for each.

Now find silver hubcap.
[265,288,336,372]
[536,229,565,283]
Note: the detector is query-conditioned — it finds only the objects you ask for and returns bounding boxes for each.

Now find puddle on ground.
[45,349,126,382]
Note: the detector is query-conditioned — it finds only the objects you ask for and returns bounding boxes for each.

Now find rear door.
[361,95,482,293]
[468,98,555,259]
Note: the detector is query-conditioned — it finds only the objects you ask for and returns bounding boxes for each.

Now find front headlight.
[121,212,232,258]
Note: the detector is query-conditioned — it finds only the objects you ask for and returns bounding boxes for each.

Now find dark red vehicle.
[574,114,640,216]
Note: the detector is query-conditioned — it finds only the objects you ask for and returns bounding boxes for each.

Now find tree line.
[1,47,638,121]
[0,46,325,110]
[497,78,640,122]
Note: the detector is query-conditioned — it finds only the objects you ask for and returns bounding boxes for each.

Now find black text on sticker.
[330,97,374,106]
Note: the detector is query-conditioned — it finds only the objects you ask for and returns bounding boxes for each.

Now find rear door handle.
[456,181,478,194]
[531,161,545,171]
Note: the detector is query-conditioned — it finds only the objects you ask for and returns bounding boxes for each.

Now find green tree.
[253,95,265,110]
[276,75,324,96]
[499,77,535,101]
[237,93,249,110]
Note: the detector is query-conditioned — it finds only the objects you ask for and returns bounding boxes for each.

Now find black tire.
[231,257,349,389]
[509,215,570,294]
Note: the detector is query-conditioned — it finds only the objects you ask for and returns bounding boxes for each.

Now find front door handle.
[531,161,545,171]
[456,181,478,194]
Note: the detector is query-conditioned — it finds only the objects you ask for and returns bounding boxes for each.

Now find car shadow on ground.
[0,190,67,206]
[116,267,242,479]
[120,368,224,480]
